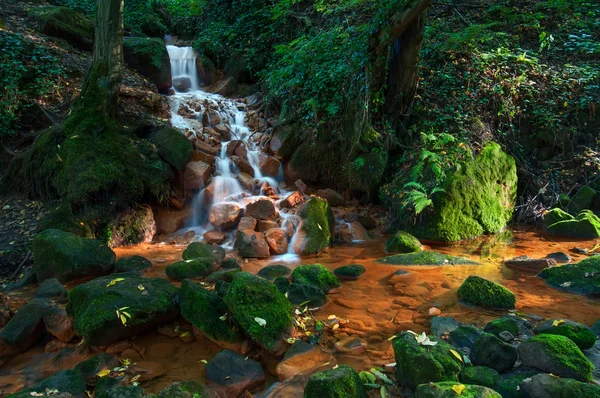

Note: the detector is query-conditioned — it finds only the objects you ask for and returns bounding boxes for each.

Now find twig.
[5,251,31,285]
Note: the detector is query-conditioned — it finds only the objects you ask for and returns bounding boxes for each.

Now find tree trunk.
[77,0,124,117]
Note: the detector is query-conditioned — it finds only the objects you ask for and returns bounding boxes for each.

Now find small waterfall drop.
[167,45,200,91]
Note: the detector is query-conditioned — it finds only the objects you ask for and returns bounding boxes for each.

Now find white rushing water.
[166,45,298,258]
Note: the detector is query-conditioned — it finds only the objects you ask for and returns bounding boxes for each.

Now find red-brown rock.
[238,217,257,231]
[257,220,280,232]
[204,230,228,245]
[245,199,276,220]
[44,306,76,343]
[209,203,243,231]
[280,191,305,209]
[259,155,281,178]
[317,188,345,207]
[234,230,270,258]
[265,229,288,255]
[185,161,213,192]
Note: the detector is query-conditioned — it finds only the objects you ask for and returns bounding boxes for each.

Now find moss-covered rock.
[460,366,500,389]
[484,317,519,337]
[495,371,540,398]
[148,380,212,398]
[415,381,501,398]
[123,37,172,93]
[333,264,366,280]
[147,127,193,171]
[567,185,597,214]
[35,278,68,300]
[519,373,600,398]
[214,280,230,297]
[166,258,217,280]
[294,197,335,255]
[6,369,86,398]
[75,353,119,382]
[97,386,144,398]
[378,250,476,266]
[274,276,290,294]
[66,273,178,346]
[543,208,573,229]
[421,142,517,242]
[224,272,294,353]
[538,255,600,295]
[115,256,152,273]
[534,319,596,350]
[303,365,367,398]
[32,229,116,283]
[546,210,600,239]
[37,204,95,238]
[0,298,50,360]
[471,333,518,372]
[205,268,241,283]
[107,206,156,248]
[257,264,291,281]
[287,283,327,307]
[393,332,463,388]
[291,264,341,293]
[182,242,225,264]
[448,325,484,350]
[28,6,94,50]
[457,276,515,309]
[385,231,423,253]
[518,334,594,381]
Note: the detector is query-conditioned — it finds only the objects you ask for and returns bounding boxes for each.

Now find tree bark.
[77,0,124,117]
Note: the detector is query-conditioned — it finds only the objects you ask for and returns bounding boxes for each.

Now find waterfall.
[167,45,200,92]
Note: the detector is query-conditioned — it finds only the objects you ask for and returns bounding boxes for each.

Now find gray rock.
[430,316,461,338]
[35,278,68,301]
[206,349,265,396]
[471,333,518,372]
[519,373,600,398]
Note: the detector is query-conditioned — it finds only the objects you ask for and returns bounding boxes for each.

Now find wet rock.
[66,274,179,346]
[335,227,353,244]
[519,334,594,381]
[457,276,516,309]
[534,319,596,350]
[349,221,370,241]
[185,161,214,192]
[385,231,423,253]
[214,124,231,140]
[44,305,76,343]
[147,127,193,171]
[32,229,116,283]
[115,256,152,273]
[460,366,500,389]
[276,345,333,381]
[173,76,192,92]
[215,280,230,297]
[107,206,156,248]
[246,199,276,220]
[304,365,367,398]
[538,255,600,295]
[274,277,290,294]
[234,230,270,258]
[166,258,218,280]
[204,230,227,245]
[150,380,214,397]
[317,188,345,207]
[357,215,378,230]
[205,269,241,283]
[484,317,519,337]
[224,272,294,353]
[280,191,305,209]
[287,283,327,307]
[415,382,501,398]
[378,251,476,266]
[265,228,288,255]
[291,264,341,293]
[227,140,248,157]
[153,206,191,234]
[260,182,278,197]
[123,37,172,93]
[257,220,280,232]
[257,264,291,281]
[183,242,226,264]
[206,349,265,397]
[196,140,220,156]
[295,179,307,193]
[259,155,281,178]
[35,278,68,301]
[131,361,167,382]
[294,198,335,256]
[28,6,94,51]
[238,216,257,231]
[546,209,600,239]
[7,369,86,398]
[471,333,517,372]
[519,373,600,398]
[0,298,51,361]
[504,255,557,273]
[209,203,243,231]
[179,279,243,350]
[546,251,571,264]
[334,337,367,354]
[430,316,460,338]
[393,332,463,388]
[231,155,255,176]
[495,370,541,398]
[237,172,255,191]
[333,264,366,281]
[193,150,216,166]
[221,254,242,269]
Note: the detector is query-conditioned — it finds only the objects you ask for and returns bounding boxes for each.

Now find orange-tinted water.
[1,228,599,395]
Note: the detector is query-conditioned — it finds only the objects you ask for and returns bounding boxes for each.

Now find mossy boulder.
[546,210,600,239]
[538,255,600,295]
[534,319,596,350]
[148,381,212,398]
[543,208,573,229]
[32,229,116,283]
[333,264,366,280]
[224,272,294,353]
[0,298,51,360]
[205,268,241,283]
[287,283,327,307]
[182,242,225,264]
[457,276,515,309]
[97,386,144,398]
[6,369,86,398]
[294,197,335,255]
[484,317,519,337]
[107,206,156,248]
[291,264,341,293]
[460,366,500,389]
[385,230,423,253]
[471,333,518,372]
[415,381,501,398]
[495,371,540,398]
[147,127,193,171]
[214,280,230,297]
[303,365,367,398]
[37,205,94,238]
[123,37,172,93]
[28,6,94,50]
[421,142,517,242]
[518,334,594,381]
[393,332,463,388]
[274,276,290,294]
[35,278,68,300]
[257,264,291,281]
[519,373,600,398]
[378,250,476,266]
[166,258,217,280]
[115,256,152,273]
[179,279,243,349]
[448,325,484,350]
[567,185,597,214]
[66,273,179,346]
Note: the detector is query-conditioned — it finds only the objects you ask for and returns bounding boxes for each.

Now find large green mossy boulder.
[333,264,366,280]
[166,258,217,280]
[534,319,596,350]
[32,229,116,283]
[457,276,515,309]
[147,127,193,171]
[546,210,600,238]
[543,208,573,229]
[291,264,341,293]
[28,6,94,50]
[303,365,367,398]
[421,143,517,242]
[7,369,86,398]
[519,373,600,398]
[385,230,423,253]
[378,250,476,266]
[471,333,518,372]
[66,273,178,346]
[0,298,51,359]
[148,381,213,398]
[182,242,225,264]
[415,382,501,398]
[460,366,500,389]
[393,332,463,389]
[518,334,594,381]
[224,272,294,353]
[179,279,243,348]
[294,197,335,255]
[538,255,600,295]
[123,37,172,93]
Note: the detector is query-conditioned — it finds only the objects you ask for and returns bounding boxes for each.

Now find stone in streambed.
[273,276,290,294]
[115,256,152,273]
[460,366,500,389]
[291,264,341,293]
[215,280,230,297]
[317,188,346,207]
[430,316,460,338]
[471,333,518,372]
[173,76,192,92]
[32,229,116,283]
[166,258,217,280]
[415,382,501,398]
[385,230,423,253]
[286,283,327,307]
[276,344,334,381]
[44,305,76,343]
[280,191,305,209]
[257,220,279,232]
[504,255,556,273]
[484,317,520,337]
[457,276,515,309]
[333,264,365,281]
[0,298,51,362]
[448,325,484,350]
[519,373,600,398]
[495,370,541,398]
[209,203,243,231]
[543,208,573,228]
[35,278,68,301]
[205,268,241,283]
[303,365,367,398]
[538,255,600,295]
[66,274,179,346]
[234,230,270,258]
[293,197,335,256]
[149,380,214,398]
[265,228,288,255]
[534,319,596,350]
[183,242,225,264]
[246,199,277,220]
[238,216,257,231]
[206,349,265,397]
[377,250,476,266]
[6,369,86,398]
[259,155,281,178]
[203,230,227,245]
[257,264,291,281]
[546,210,600,239]
[75,353,119,383]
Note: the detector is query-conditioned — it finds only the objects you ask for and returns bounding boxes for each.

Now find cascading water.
[165,45,299,259]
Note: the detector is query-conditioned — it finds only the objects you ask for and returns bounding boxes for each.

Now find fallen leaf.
[255,317,267,327]
[106,278,125,287]
[96,369,111,377]
[450,349,463,363]
[452,384,466,395]
[552,319,565,327]
[200,359,208,364]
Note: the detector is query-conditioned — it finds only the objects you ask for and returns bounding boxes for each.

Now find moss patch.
[415,381,502,398]
[538,255,600,295]
[543,208,573,229]
[28,6,94,50]
[546,210,600,239]
[303,365,367,398]
[484,317,519,337]
[291,264,341,293]
[534,319,596,350]
[115,256,152,273]
[257,264,291,281]
[378,250,476,266]
[457,276,515,309]
[296,197,335,255]
[6,369,86,398]
[123,37,172,93]
[460,366,500,389]
[183,242,225,264]
[147,127,192,171]
[166,258,217,280]
[385,230,423,253]
[333,264,366,280]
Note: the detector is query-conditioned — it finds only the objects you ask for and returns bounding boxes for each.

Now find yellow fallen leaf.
[452,384,466,395]
[106,278,125,287]
[180,332,189,337]
[450,349,463,363]
[200,359,208,364]
[552,319,565,327]
[332,324,339,331]
[120,314,128,325]
[96,369,111,378]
